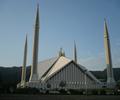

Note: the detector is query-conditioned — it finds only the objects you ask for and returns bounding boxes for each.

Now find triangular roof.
[37,56,101,83]
[77,64,100,83]
[41,56,72,81]
[37,57,58,79]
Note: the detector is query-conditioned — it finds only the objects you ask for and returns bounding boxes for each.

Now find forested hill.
[0,66,30,88]
[90,68,120,82]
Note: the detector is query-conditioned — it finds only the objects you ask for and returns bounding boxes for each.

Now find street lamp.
[84,69,87,95]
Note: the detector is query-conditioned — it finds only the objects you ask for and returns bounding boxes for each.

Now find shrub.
[69,89,83,95]
[15,87,39,94]
[59,89,67,94]
[99,89,106,95]
[92,90,98,95]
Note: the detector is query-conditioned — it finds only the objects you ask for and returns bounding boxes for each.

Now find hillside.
[0,66,30,89]
[90,68,120,82]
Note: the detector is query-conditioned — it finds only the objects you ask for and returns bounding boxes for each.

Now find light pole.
[84,70,87,95]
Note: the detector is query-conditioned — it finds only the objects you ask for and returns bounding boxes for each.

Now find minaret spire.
[29,4,40,81]
[21,34,27,87]
[104,19,109,38]
[74,41,77,63]
[104,19,115,87]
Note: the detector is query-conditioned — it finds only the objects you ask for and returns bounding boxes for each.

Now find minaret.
[29,4,39,82]
[104,19,115,86]
[21,34,27,87]
[74,41,77,63]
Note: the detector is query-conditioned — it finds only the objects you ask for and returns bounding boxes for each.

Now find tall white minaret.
[104,19,115,87]
[21,34,27,87]
[74,41,77,63]
[29,4,40,82]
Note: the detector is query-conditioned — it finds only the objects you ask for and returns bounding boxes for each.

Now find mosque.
[17,5,116,90]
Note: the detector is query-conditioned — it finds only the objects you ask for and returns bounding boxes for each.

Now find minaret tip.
[26,33,27,39]
[25,34,27,45]
[74,40,76,47]
[104,18,107,26]
[37,3,39,10]
[104,19,109,37]
[36,0,39,8]
[35,3,39,28]
[104,18,106,22]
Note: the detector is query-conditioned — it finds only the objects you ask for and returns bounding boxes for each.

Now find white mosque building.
[17,5,115,90]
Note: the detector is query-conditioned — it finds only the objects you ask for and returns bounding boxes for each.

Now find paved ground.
[0,94,120,100]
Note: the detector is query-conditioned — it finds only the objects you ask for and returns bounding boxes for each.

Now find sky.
[0,0,120,70]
